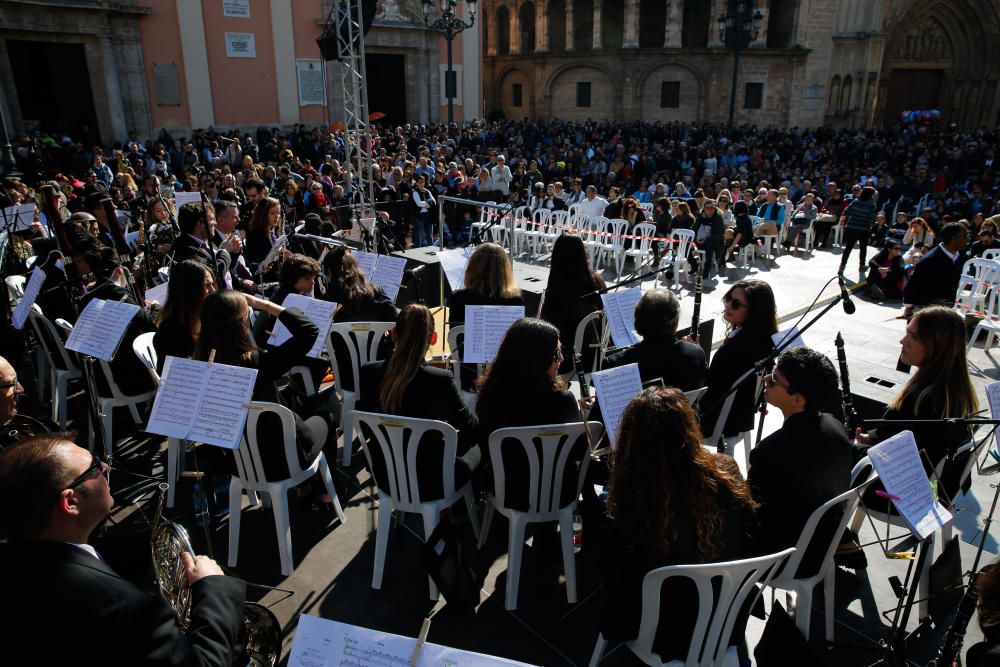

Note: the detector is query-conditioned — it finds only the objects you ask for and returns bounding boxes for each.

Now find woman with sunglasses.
[699,280,777,444]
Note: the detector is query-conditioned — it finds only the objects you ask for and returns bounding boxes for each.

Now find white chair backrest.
[550,210,569,233]
[850,455,873,488]
[531,208,551,230]
[780,473,878,580]
[633,548,795,665]
[236,401,304,484]
[605,219,629,248]
[669,228,696,259]
[132,331,160,384]
[683,386,708,408]
[29,311,80,374]
[639,202,654,216]
[351,410,462,505]
[478,202,497,224]
[326,322,395,395]
[568,203,582,217]
[985,249,1000,261]
[962,257,1000,283]
[629,222,658,255]
[573,214,594,239]
[5,275,26,300]
[486,422,604,515]
[513,205,529,223]
[572,310,608,375]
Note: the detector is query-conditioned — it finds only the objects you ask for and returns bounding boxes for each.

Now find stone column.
[487,8,498,56]
[592,0,603,49]
[708,0,726,47]
[98,36,128,143]
[536,0,550,52]
[565,0,574,50]
[623,0,639,47]
[510,3,521,54]
[664,0,681,47]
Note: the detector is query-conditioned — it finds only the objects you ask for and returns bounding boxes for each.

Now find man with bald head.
[0,434,246,665]
[0,355,23,425]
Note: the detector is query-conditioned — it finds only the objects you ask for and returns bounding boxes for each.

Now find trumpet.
[151,483,280,666]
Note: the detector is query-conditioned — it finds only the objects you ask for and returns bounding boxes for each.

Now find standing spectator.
[838,186,878,276]
[490,154,512,201]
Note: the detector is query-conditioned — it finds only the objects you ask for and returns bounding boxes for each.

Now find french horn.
[151,483,281,666]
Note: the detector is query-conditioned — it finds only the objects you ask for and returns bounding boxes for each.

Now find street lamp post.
[718,0,764,130]
[421,0,477,124]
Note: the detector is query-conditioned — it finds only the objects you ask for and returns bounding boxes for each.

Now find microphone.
[838,274,857,315]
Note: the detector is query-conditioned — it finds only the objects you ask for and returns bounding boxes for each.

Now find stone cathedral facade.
[480,0,1000,129]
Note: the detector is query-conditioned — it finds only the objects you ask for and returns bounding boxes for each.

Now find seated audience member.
[446,242,524,325]
[603,289,707,391]
[692,199,726,278]
[901,217,935,265]
[358,304,480,499]
[539,234,606,374]
[0,433,246,665]
[747,347,852,574]
[903,222,968,311]
[153,260,216,373]
[865,240,905,302]
[723,200,755,264]
[700,280,778,442]
[600,387,757,663]
[70,239,158,397]
[970,226,1000,258]
[196,290,341,502]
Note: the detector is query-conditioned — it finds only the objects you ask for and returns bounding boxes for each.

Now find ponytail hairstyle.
[379,304,435,412]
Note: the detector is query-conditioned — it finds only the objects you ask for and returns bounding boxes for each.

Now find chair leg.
[421,509,442,601]
[849,507,866,536]
[968,325,982,350]
[588,633,608,667]
[127,401,142,425]
[372,499,394,590]
[824,567,836,642]
[478,502,495,549]
[505,516,527,610]
[793,585,812,643]
[227,480,242,567]
[558,512,578,605]
[318,455,347,523]
[272,489,294,576]
[341,395,356,467]
[463,485,480,540]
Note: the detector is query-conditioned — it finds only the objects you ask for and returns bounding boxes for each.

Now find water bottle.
[572,504,584,554]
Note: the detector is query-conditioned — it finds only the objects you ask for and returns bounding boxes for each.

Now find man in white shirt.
[577,185,608,218]
[490,154,512,200]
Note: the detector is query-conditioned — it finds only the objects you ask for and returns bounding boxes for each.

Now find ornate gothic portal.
[878,0,1000,128]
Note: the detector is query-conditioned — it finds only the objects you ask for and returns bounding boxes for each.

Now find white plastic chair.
[526,208,550,256]
[984,249,1000,261]
[737,241,757,269]
[470,201,498,243]
[957,258,1000,316]
[549,209,570,237]
[767,465,879,643]
[968,284,1000,351]
[601,219,629,277]
[588,547,796,667]
[510,206,530,254]
[683,386,708,408]
[351,410,481,600]
[572,310,609,391]
[478,421,605,610]
[624,222,658,275]
[28,311,83,429]
[228,401,346,576]
[5,274,26,299]
[446,325,481,413]
[326,321,395,467]
[665,229,695,287]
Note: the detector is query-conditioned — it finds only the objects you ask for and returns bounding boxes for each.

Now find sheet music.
[12,268,45,330]
[256,234,288,274]
[146,357,258,449]
[601,288,642,348]
[146,357,212,439]
[592,363,643,450]
[351,249,378,279]
[173,192,202,207]
[987,381,1000,448]
[772,324,805,351]
[464,305,524,364]
[371,254,407,302]
[438,246,475,293]
[269,294,338,358]
[187,363,258,449]
[2,203,36,232]
[64,299,140,361]
[144,280,169,305]
[868,430,952,540]
[288,614,535,667]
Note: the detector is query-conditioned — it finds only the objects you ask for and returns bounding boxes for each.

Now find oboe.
[931,569,980,666]
[690,273,703,343]
[834,332,859,438]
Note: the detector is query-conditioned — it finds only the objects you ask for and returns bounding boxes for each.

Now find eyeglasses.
[764,372,795,393]
[723,295,748,310]
[65,453,107,491]
[0,376,18,391]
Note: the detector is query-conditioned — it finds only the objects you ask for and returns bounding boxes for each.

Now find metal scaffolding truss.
[332,0,376,225]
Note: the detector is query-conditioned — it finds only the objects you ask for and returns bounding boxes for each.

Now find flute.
[834,332,859,438]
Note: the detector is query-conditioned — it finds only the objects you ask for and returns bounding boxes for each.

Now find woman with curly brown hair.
[600,386,757,663]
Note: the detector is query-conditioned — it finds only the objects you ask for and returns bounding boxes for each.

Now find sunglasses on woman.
[723,295,747,310]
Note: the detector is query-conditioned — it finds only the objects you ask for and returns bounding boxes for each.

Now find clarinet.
[931,569,980,667]
[574,351,591,399]
[835,332,859,438]
[690,273,703,343]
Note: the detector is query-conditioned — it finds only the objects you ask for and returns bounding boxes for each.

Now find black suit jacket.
[604,336,707,391]
[0,540,245,666]
[700,329,775,438]
[747,411,852,577]
[172,234,233,284]
[902,244,964,307]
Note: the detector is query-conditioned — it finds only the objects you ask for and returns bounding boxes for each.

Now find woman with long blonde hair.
[601,387,757,662]
[446,242,523,325]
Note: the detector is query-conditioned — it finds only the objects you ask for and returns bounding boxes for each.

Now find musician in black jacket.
[172,202,232,285]
[747,347,852,576]
[0,433,246,666]
[604,289,707,391]
[902,221,968,310]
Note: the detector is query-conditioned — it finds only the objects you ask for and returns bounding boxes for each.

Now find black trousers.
[839,228,870,271]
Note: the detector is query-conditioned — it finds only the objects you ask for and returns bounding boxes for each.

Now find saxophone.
[151,484,280,666]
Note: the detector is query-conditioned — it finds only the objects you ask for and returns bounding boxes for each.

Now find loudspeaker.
[317,0,378,61]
